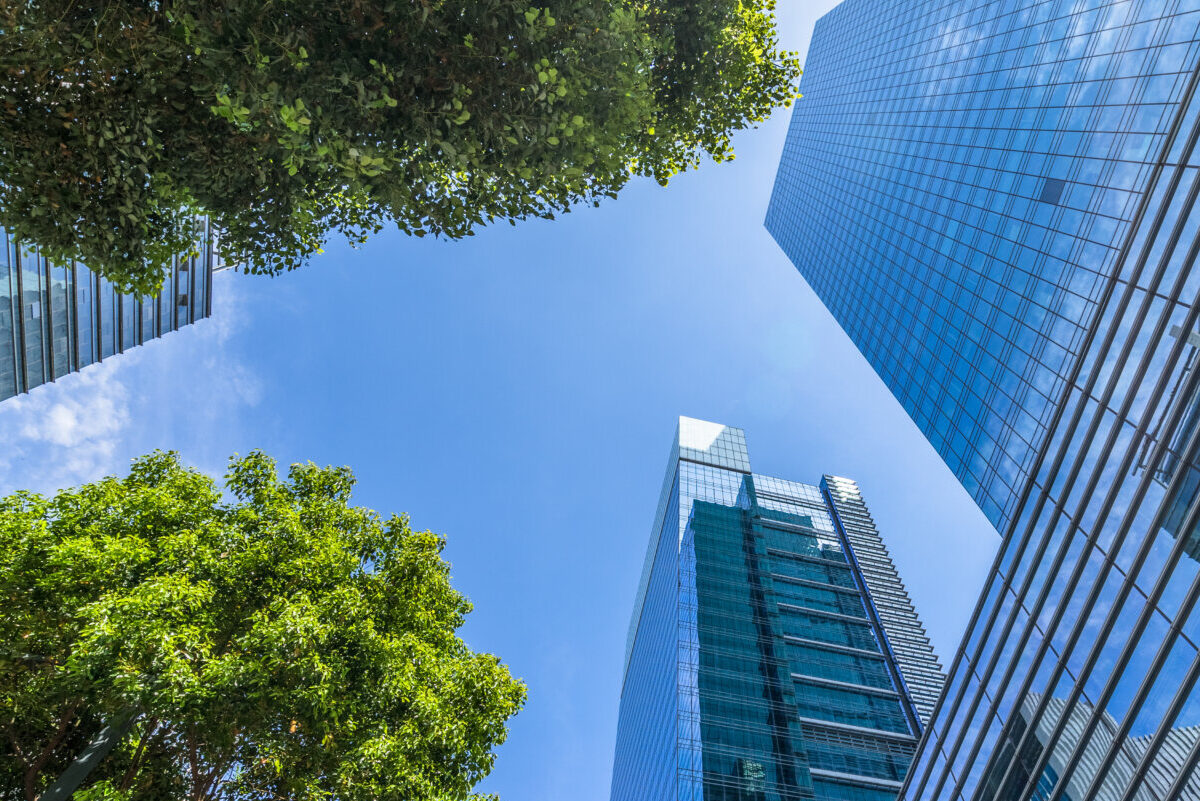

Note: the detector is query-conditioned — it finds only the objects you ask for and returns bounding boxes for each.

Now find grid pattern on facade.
[611,419,946,801]
[689,498,813,801]
[821,476,947,727]
[902,65,1200,799]
[626,421,754,681]
[767,0,1200,797]
[0,222,216,401]
[767,0,1200,531]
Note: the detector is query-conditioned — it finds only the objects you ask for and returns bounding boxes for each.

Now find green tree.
[0,0,800,294]
[0,451,525,801]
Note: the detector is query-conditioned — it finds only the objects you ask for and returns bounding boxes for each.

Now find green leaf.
[0,451,526,800]
[0,0,801,289]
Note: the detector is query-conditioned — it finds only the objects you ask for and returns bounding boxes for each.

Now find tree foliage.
[0,0,800,293]
[0,451,525,801]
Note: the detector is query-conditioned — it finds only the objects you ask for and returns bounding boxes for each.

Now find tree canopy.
[0,451,525,801]
[0,0,800,293]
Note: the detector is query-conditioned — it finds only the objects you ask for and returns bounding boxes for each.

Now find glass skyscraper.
[0,222,217,401]
[767,0,1200,797]
[610,417,945,801]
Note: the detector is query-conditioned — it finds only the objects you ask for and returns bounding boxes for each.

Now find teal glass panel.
[612,422,943,801]
[779,608,877,652]
[769,553,857,589]
[773,580,868,619]
[793,681,910,734]
[810,780,898,801]
[760,525,848,563]
[804,729,912,782]
[785,643,894,691]
[120,293,137,351]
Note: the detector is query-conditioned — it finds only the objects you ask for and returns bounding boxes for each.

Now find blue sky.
[0,2,999,798]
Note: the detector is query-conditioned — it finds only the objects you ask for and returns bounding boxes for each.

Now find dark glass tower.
[0,221,217,401]
[609,417,945,801]
[767,0,1200,797]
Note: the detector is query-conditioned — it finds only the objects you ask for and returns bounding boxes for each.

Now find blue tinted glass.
[767,0,1200,797]
[612,422,946,801]
[0,221,216,403]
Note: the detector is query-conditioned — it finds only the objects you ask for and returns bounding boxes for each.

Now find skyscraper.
[0,222,217,401]
[610,417,945,801]
[767,0,1200,797]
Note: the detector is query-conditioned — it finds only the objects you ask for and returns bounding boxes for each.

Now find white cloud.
[0,359,134,491]
[0,274,260,495]
[19,370,130,447]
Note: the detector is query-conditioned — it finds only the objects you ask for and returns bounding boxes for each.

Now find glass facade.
[610,417,946,801]
[0,221,216,401]
[767,0,1200,797]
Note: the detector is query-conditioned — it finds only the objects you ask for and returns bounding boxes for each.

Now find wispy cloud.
[0,357,134,492]
[0,274,260,496]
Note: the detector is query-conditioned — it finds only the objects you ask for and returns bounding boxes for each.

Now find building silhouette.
[0,222,218,401]
[610,418,945,800]
[767,0,1200,796]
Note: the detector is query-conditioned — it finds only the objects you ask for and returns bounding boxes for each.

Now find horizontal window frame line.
[677,455,749,475]
[769,572,866,596]
[783,634,889,660]
[808,767,905,790]
[766,546,852,570]
[754,517,832,537]
[778,601,871,625]
[792,671,901,698]
[797,716,916,742]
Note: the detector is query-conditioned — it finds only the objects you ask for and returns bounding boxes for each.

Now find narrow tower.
[610,417,945,801]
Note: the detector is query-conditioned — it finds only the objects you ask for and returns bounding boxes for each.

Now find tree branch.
[5,725,29,767]
[24,701,80,801]
[118,717,161,792]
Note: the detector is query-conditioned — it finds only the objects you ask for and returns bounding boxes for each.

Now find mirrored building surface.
[0,222,217,401]
[610,417,945,801]
[767,0,1200,797]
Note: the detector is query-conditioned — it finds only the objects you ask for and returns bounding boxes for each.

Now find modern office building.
[610,417,945,801]
[767,0,1200,797]
[0,221,217,401]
